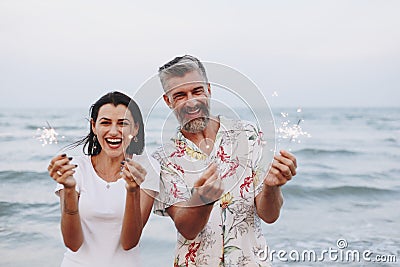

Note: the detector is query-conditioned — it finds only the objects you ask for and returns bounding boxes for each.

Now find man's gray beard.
[182,117,209,133]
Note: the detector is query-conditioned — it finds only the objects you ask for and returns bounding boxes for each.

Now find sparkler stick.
[289,119,303,143]
[276,108,311,149]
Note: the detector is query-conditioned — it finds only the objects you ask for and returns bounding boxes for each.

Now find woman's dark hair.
[68,91,144,156]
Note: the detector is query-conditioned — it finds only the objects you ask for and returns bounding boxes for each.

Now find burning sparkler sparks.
[35,121,64,146]
[276,108,311,145]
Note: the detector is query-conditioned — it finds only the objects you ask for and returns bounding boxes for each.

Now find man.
[153,55,297,266]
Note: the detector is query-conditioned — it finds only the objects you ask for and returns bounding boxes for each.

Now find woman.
[47,91,159,267]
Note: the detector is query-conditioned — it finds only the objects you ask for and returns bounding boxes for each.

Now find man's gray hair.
[158,55,208,91]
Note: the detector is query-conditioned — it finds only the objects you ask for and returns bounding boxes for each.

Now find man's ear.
[207,83,211,96]
[163,94,173,109]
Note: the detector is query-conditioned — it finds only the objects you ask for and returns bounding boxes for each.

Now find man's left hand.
[263,150,297,187]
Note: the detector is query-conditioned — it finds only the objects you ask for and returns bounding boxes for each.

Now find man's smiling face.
[163,70,211,133]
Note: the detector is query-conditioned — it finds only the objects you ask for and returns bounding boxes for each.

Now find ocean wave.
[144,142,163,150]
[0,230,48,247]
[366,119,400,131]
[383,137,398,144]
[0,170,48,183]
[311,163,336,170]
[25,124,84,131]
[0,121,11,127]
[28,154,63,161]
[294,148,360,156]
[0,201,58,217]
[344,114,365,120]
[0,135,18,142]
[301,168,400,180]
[283,185,398,200]
[298,171,343,180]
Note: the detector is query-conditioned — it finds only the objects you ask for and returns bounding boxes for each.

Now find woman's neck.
[91,152,124,182]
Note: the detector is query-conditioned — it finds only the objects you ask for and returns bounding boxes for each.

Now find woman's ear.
[91,118,97,135]
[132,122,139,137]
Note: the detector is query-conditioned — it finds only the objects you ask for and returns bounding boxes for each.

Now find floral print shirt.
[153,116,272,267]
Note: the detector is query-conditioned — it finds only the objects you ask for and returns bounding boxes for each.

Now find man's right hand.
[192,163,224,205]
[166,163,224,240]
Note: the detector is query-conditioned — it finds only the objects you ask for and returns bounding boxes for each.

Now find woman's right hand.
[48,154,78,189]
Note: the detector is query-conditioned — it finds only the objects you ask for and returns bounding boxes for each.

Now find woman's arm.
[120,188,142,250]
[48,154,83,251]
[120,159,157,250]
[140,189,157,226]
[120,189,157,250]
[59,188,84,251]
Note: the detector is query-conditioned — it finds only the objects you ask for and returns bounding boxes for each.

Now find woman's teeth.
[105,138,122,145]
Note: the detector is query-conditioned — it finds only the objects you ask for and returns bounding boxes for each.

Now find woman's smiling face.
[92,103,138,159]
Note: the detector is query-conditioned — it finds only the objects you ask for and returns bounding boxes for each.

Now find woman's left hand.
[121,158,147,192]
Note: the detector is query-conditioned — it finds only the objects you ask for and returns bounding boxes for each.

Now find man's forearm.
[168,193,215,240]
[255,184,284,223]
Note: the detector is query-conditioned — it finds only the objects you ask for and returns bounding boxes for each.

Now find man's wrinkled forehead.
[164,70,207,94]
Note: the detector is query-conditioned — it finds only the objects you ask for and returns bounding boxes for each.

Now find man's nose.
[185,96,198,108]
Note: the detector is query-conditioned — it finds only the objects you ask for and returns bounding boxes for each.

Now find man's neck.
[181,115,220,155]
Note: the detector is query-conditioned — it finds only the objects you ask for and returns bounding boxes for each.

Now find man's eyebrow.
[172,91,186,97]
[192,86,205,91]
[172,86,205,96]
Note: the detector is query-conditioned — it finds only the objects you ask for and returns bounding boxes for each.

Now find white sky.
[1,0,399,108]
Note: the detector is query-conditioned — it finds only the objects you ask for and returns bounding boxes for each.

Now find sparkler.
[270,90,311,144]
[276,108,311,145]
[35,121,64,146]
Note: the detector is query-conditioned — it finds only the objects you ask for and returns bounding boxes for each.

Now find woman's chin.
[102,147,125,158]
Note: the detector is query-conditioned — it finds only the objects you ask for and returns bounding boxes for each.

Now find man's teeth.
[187,108,200,114]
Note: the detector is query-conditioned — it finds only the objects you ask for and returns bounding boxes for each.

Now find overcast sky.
[1,0,399,109]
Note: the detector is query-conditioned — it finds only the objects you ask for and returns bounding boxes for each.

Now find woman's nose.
[109,123,119,135]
